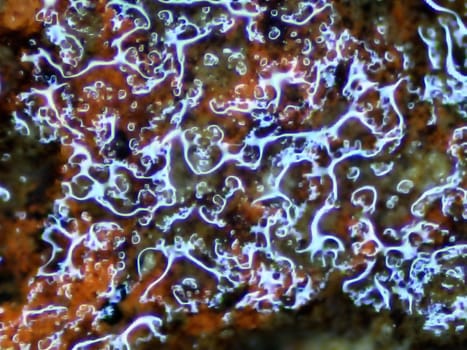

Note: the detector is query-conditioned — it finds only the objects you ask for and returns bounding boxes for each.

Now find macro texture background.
[0,0,465,349]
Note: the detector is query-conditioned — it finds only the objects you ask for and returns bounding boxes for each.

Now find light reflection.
[0,0,465,348]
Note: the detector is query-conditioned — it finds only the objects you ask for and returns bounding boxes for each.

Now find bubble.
[396,179,414,194]
[0,186,10,202]
[203,52,219,66]
[268,26,281,40]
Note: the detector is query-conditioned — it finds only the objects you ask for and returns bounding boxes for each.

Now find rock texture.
[0,0,465,349]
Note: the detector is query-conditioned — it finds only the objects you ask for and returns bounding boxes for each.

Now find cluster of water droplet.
[5,0,466,348]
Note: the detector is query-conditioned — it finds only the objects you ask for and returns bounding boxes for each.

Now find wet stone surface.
[0,0,465,349]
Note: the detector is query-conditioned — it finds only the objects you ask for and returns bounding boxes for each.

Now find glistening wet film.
[0,0,465,349]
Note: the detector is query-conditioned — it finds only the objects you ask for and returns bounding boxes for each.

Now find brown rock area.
[0,0,42,34]
[0,1,465,349]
